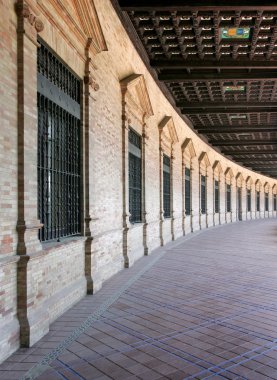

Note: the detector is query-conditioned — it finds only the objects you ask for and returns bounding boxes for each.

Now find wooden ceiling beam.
[210,140,277,146]
[159,71,277,82]
[196,127,277,133]
[119,0,277,11]
[151,60,277,70]
[238,158,277,162]
[222,150,277,155]
[178,102,277,109]
[183,108,277,114]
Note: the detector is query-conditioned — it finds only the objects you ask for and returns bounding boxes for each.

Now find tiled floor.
[1,219,277,380]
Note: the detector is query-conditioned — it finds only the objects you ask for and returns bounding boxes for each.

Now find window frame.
[214,179,219,214]
[163,154,171,219]
[128,128,142,224]
[185,167,191,216]
[201,174,206,215]
[226,183,231,213]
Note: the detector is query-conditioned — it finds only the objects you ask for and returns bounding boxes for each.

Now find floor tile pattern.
[1,219,277,380]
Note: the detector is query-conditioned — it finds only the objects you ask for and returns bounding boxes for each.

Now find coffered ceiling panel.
[117,1,277,178]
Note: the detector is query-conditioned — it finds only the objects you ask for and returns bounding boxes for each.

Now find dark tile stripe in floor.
[1,219,277,380]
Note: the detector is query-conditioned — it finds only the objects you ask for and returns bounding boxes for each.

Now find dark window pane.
[226,184,231,212]
[256,191,260,211]
[274,194,277,211]
[129,129,142,223]
[214,180,219,213]
[201,175,206,214]
[265,193,269,212]
[185,167,191,216]
[37,40,81,242]
[247,189,251,212]
[163,155,171,218]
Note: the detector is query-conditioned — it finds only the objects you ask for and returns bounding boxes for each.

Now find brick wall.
[0,0,277,363]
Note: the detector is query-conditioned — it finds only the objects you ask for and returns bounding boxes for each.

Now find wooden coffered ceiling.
[115,0,277,179]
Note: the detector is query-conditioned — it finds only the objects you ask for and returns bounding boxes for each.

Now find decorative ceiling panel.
[117,1,277,178]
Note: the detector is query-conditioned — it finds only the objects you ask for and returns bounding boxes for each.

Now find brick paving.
[1,219,277,380]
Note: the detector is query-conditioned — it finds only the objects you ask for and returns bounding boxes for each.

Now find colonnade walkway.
[1,219,277,380]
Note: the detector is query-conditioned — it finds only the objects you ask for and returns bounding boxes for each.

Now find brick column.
[16,1,45,347]
[159,137,164,247]
[83,39,100,294]
[121,90,131,266]
[170,146,175,241]
[142,122,149,255]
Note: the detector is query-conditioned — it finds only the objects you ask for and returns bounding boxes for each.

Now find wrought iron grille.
[247,189,251,212]
[163,155,171,218]
[256,191,260,212]
[226,184,231,212]
[37,40,81,242]
[185,167,191,216]
[129,129,142,223]
[201,175,206,214]
[237,187,242,220]
[274,194,277,211]
[265,193,269,212]
[214,180,219,214]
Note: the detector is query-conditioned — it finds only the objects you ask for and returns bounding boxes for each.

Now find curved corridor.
[1,219,277,380]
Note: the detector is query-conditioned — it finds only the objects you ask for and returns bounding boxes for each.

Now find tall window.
[247,189,251,212]
[274,194,277,211]
[256,191,260,212]
[214,180,219,214]
[265,192,269,212]
[185,167,191,216]
[201,175,206,214]
[128,129,142,223]
[163,155,171,218]
[37,40,81,242]
[226,184,231,212]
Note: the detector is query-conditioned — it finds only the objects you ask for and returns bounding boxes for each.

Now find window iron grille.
[37,40,81,242]
[185,167,191,216]
[201,175,206,214]
[256,190,260,212]
[163,155,171,218]
[247,189,251,212]
[265,192,269,212]
[214,180,219,214]
[128,129,142,223]
[226,184,231,212]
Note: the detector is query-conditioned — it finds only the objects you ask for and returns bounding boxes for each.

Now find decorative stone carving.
[182,138,196,160]
[16,1,44,33]
[199,152,211,169]
[84,75,100,91]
